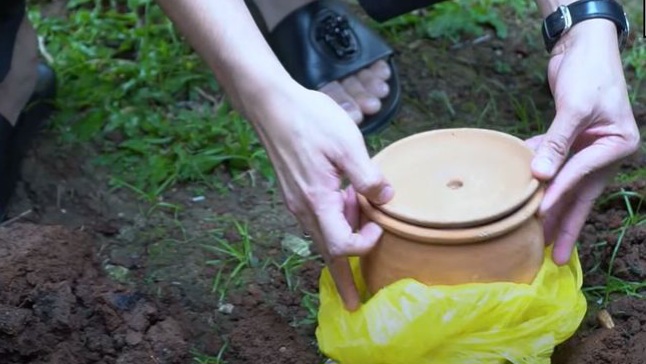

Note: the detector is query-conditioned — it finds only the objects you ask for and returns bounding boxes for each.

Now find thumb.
[340,148,394,206]
[531,111,579,180]
[524,134,544,152]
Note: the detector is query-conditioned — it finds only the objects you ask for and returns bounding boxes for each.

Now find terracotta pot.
[358,128,545,295]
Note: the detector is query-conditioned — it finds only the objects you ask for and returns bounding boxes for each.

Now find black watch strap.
[542,0,629,53]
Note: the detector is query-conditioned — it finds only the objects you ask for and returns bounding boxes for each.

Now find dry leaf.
[597,309,615,329]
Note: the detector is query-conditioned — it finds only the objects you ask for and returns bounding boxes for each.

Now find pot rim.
[358,187,544,244]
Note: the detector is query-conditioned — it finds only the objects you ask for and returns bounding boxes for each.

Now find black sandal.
[0,62,56,220]
[247,0,401,135]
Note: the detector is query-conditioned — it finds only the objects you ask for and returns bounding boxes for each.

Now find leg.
[357,0,447,22]
[0,1,38,125]
[0,2,56,219]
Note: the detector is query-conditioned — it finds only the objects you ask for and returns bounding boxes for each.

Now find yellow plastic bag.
[316,246,587,364]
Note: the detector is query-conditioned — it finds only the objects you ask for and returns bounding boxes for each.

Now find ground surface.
[1,0,645,363]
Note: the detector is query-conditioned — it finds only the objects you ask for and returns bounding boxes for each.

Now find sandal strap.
[267,0,394,90]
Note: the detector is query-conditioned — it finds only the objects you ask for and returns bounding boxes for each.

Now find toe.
[340,76,381,116]
[370,60,391,81]
[320,81,364,124]
[358,68,389,99]
[317,59,394,125]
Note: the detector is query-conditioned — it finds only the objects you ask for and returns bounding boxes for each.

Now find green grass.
[274,252,319,292]
[376,0,538,43]
[295,290,320,327]
[616,168,646,185]
[30,0,273,200]
[623,0,646,103]
[507,93,548,137]
[624,39,646,104]
[192,344,228,364]
[203,218,260,303]
[582,188,646,306]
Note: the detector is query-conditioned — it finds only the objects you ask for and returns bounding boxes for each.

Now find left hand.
[527,19,641,265]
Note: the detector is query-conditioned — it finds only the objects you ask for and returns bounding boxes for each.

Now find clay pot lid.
[371,128,540,228]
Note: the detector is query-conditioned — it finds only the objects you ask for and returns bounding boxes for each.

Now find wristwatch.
[541,0,629,53]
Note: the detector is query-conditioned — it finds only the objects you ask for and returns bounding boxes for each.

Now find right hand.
[526,20,640,265]
[252,85,394,311]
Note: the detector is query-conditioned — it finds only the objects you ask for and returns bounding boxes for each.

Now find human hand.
[527,19,640,265]
[252,85,394,311]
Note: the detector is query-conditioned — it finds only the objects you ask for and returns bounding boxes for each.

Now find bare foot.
[252,0,392,125]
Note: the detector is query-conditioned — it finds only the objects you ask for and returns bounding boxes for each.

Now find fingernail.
[552,249,569,266]
[376,185,394,204]
[532,156,553,177]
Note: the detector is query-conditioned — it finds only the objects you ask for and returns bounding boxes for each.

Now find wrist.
[556,17,619,52]
[539,0,628,54]
[237,72,306,129]
[550,19,619,55]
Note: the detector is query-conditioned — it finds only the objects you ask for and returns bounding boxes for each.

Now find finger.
[338,150,394,206]
[310,203,378,312]
[317,205,382,257]
[540,138,621,214]
[541,195,568,246]
[319,82,364,123]
[340,76,382,115]
[531,111,581,180]
[327,256,361,311]
[342,186,361,231]
[316,209,382,310]
[305,217,361,311]
[551,175,607,265]
[551,201,589,266]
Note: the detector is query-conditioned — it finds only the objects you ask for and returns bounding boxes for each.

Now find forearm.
[155,0,300,128]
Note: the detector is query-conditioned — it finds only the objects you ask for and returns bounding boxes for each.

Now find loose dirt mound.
[0,223,189,364]
[553,297,646,364]
[552,176,646,364]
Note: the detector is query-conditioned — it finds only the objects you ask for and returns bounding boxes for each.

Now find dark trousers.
[358,0,446,22]
[0,0,25,83]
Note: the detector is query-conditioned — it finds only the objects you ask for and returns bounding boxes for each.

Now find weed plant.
[30,0,272,199]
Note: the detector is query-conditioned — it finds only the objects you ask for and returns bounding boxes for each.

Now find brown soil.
[228,308,319,364]
[552,162,646,364]
[0,224,189,364]
[553,297,646,364]
[1,1,645,364]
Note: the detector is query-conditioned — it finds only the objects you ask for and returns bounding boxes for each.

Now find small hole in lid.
[446,179,464,190]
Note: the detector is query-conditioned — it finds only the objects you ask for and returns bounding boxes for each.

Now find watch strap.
[542,0,629,53]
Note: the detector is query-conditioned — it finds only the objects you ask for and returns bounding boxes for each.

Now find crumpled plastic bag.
[316,246,587,364]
